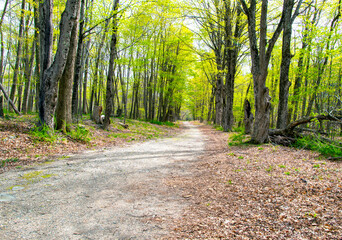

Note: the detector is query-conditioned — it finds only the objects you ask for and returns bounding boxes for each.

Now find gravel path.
[0,122,205,239]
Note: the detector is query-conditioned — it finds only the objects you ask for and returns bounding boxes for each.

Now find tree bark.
[55,12,80,132]
[71,0,85,120]
[277,0,295,129]
[240,0,301,143]
[39,0,81,129]
[222,3,242,131]
[22,41,35,113]
[103,0,120,129]
[0,95,3,117]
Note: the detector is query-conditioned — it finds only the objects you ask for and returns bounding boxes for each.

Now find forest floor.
[0,118,341,239]
[0,114,178,174]
[167,124,342,239]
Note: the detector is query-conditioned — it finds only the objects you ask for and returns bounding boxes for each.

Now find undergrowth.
[67,125,92,142]
[146,119,176,127]
[293,136,342,158]
[229,132,248,146]
[0,158,19,168]
[30,124,58,143]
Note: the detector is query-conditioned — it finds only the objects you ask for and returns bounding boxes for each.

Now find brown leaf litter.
[165,124,341,239]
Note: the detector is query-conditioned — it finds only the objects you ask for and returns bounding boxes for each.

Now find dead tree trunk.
[0,83,20,114]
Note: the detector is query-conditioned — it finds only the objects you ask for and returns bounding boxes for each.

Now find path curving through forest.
[0,122,205,239]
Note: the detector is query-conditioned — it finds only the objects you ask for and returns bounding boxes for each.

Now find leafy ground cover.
[167,124,342,239]
[0,114,179,173]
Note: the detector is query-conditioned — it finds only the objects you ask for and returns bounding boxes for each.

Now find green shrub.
[229,132,247,146]
[30,124,58,143]
[68,125,91,142]
[214,124,224,131]
[232,126,244,133]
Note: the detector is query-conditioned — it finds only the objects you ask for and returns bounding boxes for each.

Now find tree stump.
[92,106,103,124]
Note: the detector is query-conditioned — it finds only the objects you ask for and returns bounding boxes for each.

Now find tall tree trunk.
[89,20,110,114]
[240,0,302,143]
[71,0,85,121]
[38,0,53,124]
[103,0,119,129]
[222,3,242,131]
[22,42,35,113]
[39,0,81,129]
[82,40,90,114]
[34,0,40,112]
[9,0,26,103]
[56,10,80,131]
[277,0,295,129]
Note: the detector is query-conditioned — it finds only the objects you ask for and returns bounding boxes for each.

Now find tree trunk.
[82,40,90,114]
[56,16,80,132]
[244,99,254,134]
[39,0,81,129]
[0,95,3,117]
[22,42,35,114]
[103,0,119,129]
[89,21,110,114]
[222,4,242,131]
[71,0,85,121]
[277,0,295,129]
[9,0,26,104]
[240,0,302,143]
[34,0,40,112]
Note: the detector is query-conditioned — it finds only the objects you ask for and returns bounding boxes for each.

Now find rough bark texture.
[240,0,288,143]
[33,0,40,112]
[0,95,3,118]
[71,0,85,120]
[39,0,81,129]
[38,0,53,125]
[222,4,242,132]
[277,0,294,129]
[104,0,120,129]
[243,99,254,134]
[55,18,80,132]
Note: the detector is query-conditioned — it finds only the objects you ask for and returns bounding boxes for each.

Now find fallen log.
[269,114,342,137]
[268,114,342,149]
[0,83,20,115]
[118,122,129,129]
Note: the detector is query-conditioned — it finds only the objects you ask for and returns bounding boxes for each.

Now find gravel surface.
[0,122,205,239]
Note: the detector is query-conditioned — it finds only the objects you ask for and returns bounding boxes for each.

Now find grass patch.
[293,136,342,159]
[228,132,248,146]
[30,124,58,143]
[67,125,92,143]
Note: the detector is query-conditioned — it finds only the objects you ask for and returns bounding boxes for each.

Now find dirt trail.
[0,122,205,239]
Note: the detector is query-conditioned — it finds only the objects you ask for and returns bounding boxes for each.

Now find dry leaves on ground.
[167,125,342,239]
[0,115,178,173]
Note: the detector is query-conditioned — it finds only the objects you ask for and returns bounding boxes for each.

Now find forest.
[0,0,341,145]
